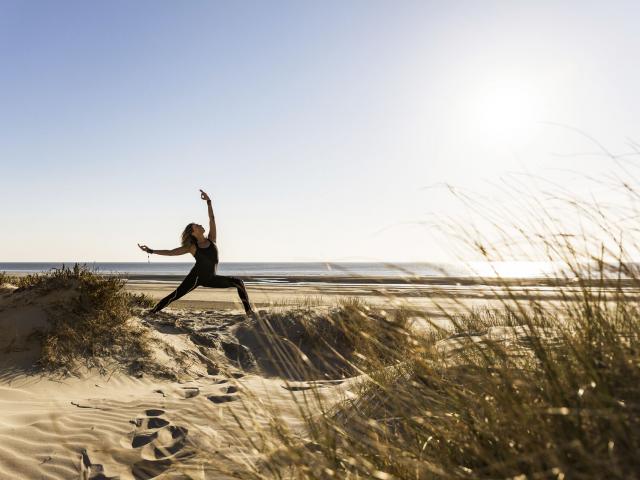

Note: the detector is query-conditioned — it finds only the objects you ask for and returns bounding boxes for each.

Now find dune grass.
[240,281,638,480]
[235,298,416,380]
[6,264,155,374]
[221,165,640,479]
[0,271,18,287]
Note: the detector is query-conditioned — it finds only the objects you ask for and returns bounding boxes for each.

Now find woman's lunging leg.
[200,275,254,314]
[150,270,200,313]
[232,277,253,314]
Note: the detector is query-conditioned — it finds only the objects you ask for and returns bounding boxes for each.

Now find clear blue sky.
[1,1,639,262]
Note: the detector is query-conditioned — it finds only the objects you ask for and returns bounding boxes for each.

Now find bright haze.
[1,1,638,262]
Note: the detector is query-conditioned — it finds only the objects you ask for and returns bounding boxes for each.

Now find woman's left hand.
[200,189,211,202]
[138,243,153,253]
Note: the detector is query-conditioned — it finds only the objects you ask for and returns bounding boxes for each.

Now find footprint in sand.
[207,394,237,404]
[142,426,189,460]
[125,409,195,480]
[207,385,240,404]
[80,448,118,480]
[145,409,165,416]
[132,430,158,448]
[153,387,200,398]
[130,417,170,430]
[125,411,169,448]
[152,386,200,399]
[180,386,200,398]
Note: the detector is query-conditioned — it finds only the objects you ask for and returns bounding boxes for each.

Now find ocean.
[0,261,559,279]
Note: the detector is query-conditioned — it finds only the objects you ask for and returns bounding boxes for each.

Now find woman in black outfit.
[138,189,254,315]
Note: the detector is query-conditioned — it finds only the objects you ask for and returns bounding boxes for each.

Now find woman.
[138,189,255,316]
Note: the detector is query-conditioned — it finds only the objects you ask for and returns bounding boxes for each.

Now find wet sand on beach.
[125,277,640,320]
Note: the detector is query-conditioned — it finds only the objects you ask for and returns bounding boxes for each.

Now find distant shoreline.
[3,262,638,287]
[111,273,640,288]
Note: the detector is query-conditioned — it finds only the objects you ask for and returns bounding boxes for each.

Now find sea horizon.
[0,260,602,280]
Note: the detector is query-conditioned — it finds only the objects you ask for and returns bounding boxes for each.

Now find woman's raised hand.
[199,189,211,202]
[138,243,153,253]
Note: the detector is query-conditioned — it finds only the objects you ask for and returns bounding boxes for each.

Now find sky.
[1,1,640,263]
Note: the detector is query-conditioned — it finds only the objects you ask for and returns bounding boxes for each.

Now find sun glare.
[460,75,547,148]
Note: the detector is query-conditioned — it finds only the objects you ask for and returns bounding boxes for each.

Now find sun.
[461,75,547,148]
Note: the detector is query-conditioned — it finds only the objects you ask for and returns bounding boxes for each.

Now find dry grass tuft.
[253,293,639,480]
[235,298,414,380]
[13,264,155,375]
[230,160,640,479]
[0,271,19,287]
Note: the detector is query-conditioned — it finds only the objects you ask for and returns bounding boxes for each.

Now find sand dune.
[3,275,627,478]
[0,285,354,479]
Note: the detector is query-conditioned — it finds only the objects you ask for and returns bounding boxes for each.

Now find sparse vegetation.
[226,166,640,480]
[126,291,156,308]
[235,298,414,380]
[247,287,638,480]
[11,264,155,374]
[0,271,18,287]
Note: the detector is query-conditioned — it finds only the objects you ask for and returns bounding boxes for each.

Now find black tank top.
[194,241,219,276]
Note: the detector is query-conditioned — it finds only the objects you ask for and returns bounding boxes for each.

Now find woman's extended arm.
[200,189,217,242]
[138,244,190,256]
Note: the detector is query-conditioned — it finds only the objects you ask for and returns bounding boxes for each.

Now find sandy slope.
[0,369,344,479]
[0,280,550,479]
[2,278,633,478]
[0,287,353,479]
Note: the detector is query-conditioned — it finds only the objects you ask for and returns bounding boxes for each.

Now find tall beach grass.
[222,165,640,479]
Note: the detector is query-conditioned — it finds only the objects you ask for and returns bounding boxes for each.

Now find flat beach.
[125,275,640,318]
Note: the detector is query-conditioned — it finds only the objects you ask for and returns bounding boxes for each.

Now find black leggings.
[151,269,252,314]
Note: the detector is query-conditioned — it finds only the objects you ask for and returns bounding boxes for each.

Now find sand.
[1,278,635,479]
[124,278,640,323]
[0,283,358,479]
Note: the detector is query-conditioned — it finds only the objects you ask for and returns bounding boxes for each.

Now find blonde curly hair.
[180,223,197,249]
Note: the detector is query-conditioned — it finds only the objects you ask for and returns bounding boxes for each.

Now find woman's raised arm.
[200,189,217,242]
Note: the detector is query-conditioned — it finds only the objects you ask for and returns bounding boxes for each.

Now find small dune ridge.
[0,265,164,376]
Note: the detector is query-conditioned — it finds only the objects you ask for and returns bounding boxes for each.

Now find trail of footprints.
[80,375,245,479]
[126,408,194,480]
[125,375,244,479]
[79,373,343,479]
